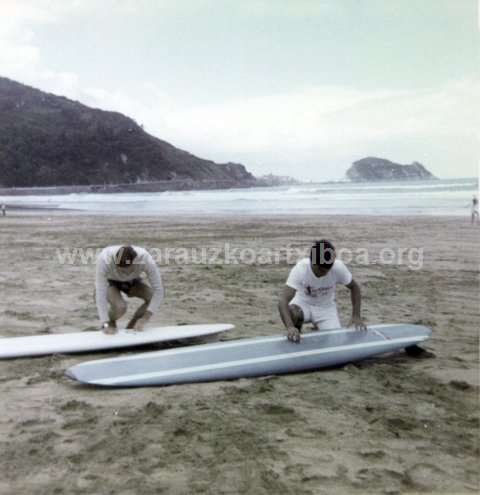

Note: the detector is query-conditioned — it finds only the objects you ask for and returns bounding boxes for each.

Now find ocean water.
[1,178,478,216]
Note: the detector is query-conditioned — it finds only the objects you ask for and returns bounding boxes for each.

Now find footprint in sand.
[448,380,472,391]
[385,417,416,431]
[255,403,296,417]
[58,399,94,412]
[358,448,386,459]
[404,462,446,490]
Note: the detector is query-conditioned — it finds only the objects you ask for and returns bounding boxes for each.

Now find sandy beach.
[0,213,478,495]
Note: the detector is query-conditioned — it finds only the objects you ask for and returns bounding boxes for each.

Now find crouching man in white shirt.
[279,240,366,343]
[95,245,164,334]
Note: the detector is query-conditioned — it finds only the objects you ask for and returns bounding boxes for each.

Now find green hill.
[0,77,255,188]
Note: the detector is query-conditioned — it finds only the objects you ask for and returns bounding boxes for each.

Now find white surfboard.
[66,324,431,387]
[0,324,234,359]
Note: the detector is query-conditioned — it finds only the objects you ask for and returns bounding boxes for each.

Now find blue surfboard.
[66,324,431,387]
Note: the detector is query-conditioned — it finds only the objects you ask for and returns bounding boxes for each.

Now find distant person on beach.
[471,195,479,225]
[278,240,432,357]
[278,240,366,343]
[1,204,6,217]
[95,245,164,334]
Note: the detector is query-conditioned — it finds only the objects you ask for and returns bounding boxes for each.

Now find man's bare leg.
[107,286,127,327]
[126,282,153,329]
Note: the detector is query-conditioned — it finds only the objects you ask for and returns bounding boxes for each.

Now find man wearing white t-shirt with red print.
[279,240,366,343]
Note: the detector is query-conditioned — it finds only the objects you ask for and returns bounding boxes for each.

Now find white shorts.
[289,295,341,330]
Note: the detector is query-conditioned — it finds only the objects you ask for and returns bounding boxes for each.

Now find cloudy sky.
[1,0,478,180]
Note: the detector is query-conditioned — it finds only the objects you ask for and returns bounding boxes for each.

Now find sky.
[1,0,479,180]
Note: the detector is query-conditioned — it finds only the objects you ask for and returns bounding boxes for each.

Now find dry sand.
[0,213,478,495]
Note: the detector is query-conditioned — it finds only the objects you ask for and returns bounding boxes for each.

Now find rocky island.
[346,157,437,182]
[0,77,257,194]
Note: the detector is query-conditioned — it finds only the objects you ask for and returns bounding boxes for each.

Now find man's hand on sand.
[102,323,118,335]
[287,326,301,343]
[348,316,367,331]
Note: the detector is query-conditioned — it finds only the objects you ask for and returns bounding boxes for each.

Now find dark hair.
[310,240,335,266]
[115,245,138,266]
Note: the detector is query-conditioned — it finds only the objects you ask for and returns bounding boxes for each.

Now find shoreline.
[0,204,66,211]
[0,207,473,218]
[1,177,476,218]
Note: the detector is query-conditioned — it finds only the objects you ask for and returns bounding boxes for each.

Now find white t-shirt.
[95,245,164,322]
[286,258,352,308]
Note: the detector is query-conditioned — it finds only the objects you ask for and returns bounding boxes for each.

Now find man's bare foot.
[126,320,137,330]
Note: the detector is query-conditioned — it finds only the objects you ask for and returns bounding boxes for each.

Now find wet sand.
[0,213,478,494]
